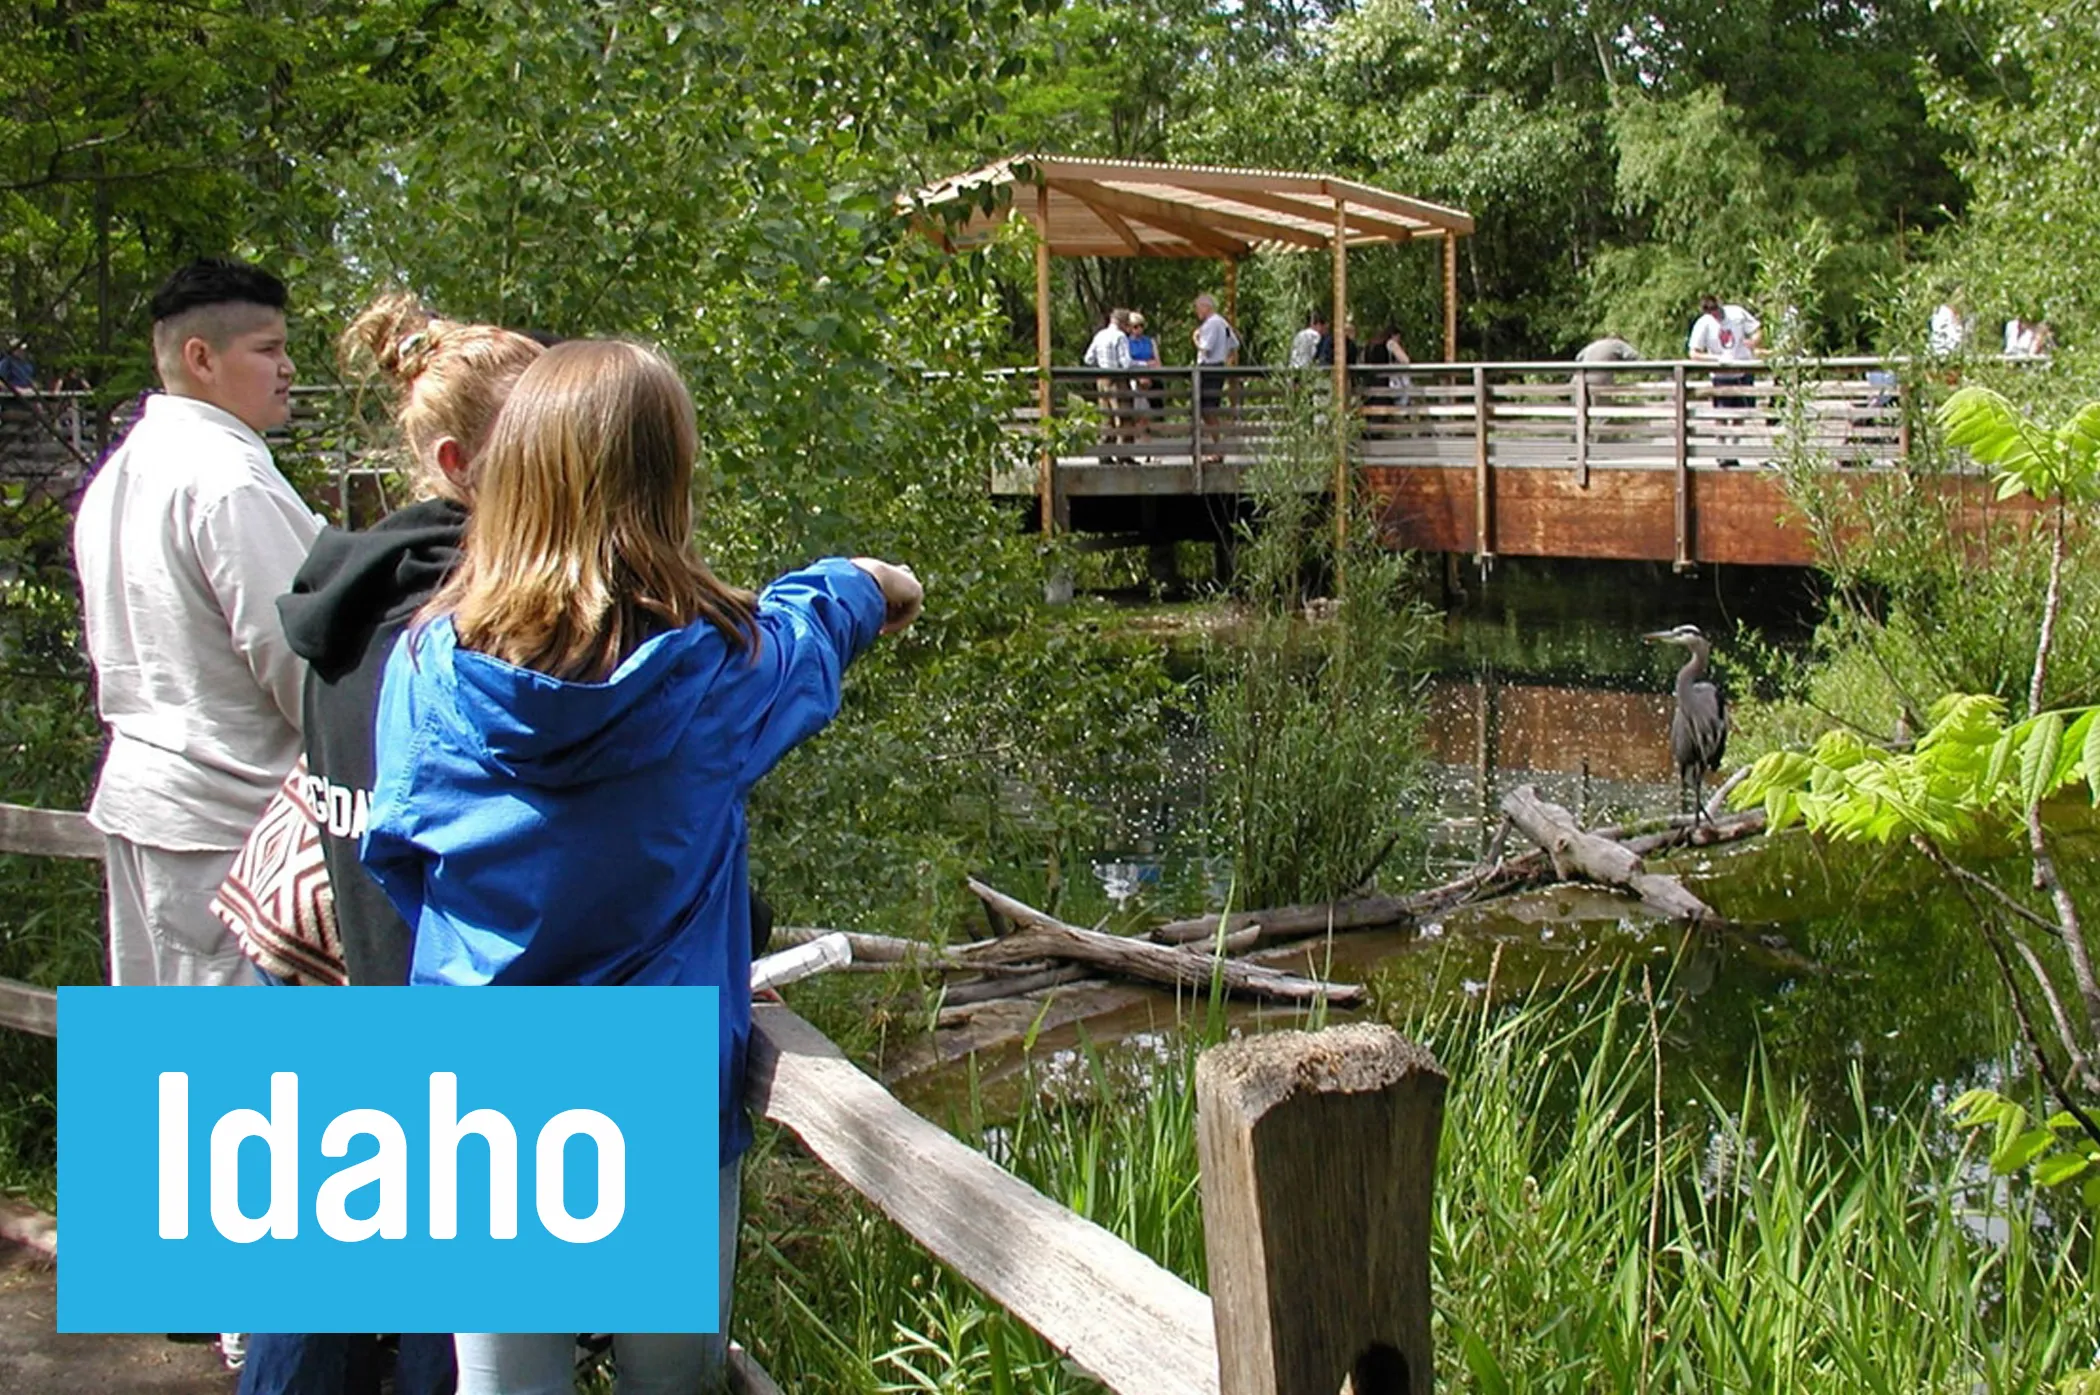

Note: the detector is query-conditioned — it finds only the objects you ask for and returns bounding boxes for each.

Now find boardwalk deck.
[993,358,2037,567]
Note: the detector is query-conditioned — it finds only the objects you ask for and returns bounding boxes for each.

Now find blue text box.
[59,986,718,1333]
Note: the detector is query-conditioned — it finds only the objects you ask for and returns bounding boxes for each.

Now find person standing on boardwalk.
[1125,310,1161,441]
[72,258,320,988]
[1082,307,1134,456]
[1289,311,1326,368]
[1686,294,1762,456]
[1192,292,1239,461]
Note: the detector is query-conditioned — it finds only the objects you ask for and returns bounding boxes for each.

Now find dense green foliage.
[9,0,2100,1381]
[743,975,2100,1392]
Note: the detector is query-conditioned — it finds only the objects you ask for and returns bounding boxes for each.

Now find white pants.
[454,1162,742,1395]
[102,836,259,987]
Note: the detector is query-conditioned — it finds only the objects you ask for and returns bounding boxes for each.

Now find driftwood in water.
[940,964,1096,1008]
[1150,808,1767,952]
[1151,895,1425,948]
[966,880,1364,1007]
[1500,784,1721,925]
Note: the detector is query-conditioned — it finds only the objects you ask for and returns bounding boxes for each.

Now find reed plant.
[1203,380,1435,909]
[739,969,2100,1393]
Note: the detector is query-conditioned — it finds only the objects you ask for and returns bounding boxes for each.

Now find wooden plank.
[0,976,58,1037]
[1334,198,1350,556]
[1035,183,1055,535]
[747,1005,1222,1395]
[1443,234,1458,362]
[1672,365,1690,568]
[0,802,102,860]
[1197,1025,1445,1395]
[1046,178,1257,257]
[1472,365,1491,560]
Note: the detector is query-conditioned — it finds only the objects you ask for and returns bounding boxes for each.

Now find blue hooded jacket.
[360,558,887,1162]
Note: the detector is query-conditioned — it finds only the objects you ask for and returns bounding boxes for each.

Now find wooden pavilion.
[905,156,1475,533]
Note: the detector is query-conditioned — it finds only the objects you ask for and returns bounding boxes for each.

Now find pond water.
[908,560,2084,1130]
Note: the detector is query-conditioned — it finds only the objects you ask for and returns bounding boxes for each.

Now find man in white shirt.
[1929,290,1969,357]
[1082,309,1133,457]
[72,258,322,987]
[1192,293,1239,459]
[1288,312,1325,369]
[1687,294,1763,455]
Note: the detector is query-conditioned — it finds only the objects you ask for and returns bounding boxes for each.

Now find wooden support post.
[1671,364,1691,569]
[1441,234,1458,363]
[1035,182,1055,536]
[1573,368,1590,488]
[1188,364,1204,473]
[1224,257,1240,346]
[1197,1024,1446,1395]
[1333,198,1350,557]
[1472,364,1492,562]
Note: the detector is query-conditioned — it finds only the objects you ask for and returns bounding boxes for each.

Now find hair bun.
[341,289,441,384]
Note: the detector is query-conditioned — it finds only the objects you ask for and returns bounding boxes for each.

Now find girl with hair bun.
[361,339,921,1393]
[218,293,542,1395]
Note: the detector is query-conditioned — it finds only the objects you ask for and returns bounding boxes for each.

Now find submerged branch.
[965,879,1363,1007]
[1500,785,1723,926]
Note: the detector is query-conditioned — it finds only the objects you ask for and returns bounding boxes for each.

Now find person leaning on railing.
[358,339,921,1395]
[209,291,547,1395]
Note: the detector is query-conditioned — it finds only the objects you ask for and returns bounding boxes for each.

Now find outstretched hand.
[852,558,923,635]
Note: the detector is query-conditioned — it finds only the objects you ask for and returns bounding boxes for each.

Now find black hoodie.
[277,497,467,986]
[274,497,774,985]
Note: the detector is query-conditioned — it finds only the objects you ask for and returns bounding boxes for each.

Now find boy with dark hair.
[72,256,321,991]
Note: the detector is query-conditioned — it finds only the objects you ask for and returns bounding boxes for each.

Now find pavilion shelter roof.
[904,155,1474,259]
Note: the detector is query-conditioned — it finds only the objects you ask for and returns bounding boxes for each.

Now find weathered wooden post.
[1196,1023,1446,1395]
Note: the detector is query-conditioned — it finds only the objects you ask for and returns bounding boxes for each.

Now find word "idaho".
[157,1071,625,1245]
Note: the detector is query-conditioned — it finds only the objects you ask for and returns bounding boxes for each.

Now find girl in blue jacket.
[361,339,921,1394]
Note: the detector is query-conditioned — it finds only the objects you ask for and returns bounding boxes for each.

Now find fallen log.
[1150,896,1423,948]
[940,964,1096,1008]
[965,880,1363,1007]
[1148,809,1767,951]
[1500,785,1721,925]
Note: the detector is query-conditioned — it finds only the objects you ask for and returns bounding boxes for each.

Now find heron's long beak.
[1641,630,1681,643]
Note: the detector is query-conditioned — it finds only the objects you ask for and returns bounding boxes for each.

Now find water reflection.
[943,567,2077,1133]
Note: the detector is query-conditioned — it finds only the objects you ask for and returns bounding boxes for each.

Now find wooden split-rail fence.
[0,799,1447,1395]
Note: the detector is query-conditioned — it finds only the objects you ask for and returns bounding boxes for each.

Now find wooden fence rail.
[1,799,1447,1394]
[993,357,1918,483]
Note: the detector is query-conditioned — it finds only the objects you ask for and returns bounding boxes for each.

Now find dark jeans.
[1712,370,1754,411]
[237,1333,456,1395]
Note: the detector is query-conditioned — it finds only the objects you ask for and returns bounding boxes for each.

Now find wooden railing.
[1,387,395,524]
[994,358,1917,484]
[0,799,1447,1394]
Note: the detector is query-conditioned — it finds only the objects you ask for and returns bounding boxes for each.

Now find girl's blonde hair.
[340,291,544,503]
[424,339,756,682]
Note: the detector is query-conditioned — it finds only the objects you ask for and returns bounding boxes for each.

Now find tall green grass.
[739,972,2099,1393]
[1202,383,1435,909]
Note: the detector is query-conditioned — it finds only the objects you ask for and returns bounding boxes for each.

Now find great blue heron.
[1645,624,1728,819]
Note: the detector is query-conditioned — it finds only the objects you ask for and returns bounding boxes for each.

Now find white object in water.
[750,933,853,993]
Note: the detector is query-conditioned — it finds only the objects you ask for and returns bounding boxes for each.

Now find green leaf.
[2033,1152,2092,1188]
[2021,712,2064,812]
[1982,729,2016,796]
[2059,709,2097,789]
[2087,705,2100,804]
[1457,1325,1510,1395]
[1992,1126,2058,1174]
